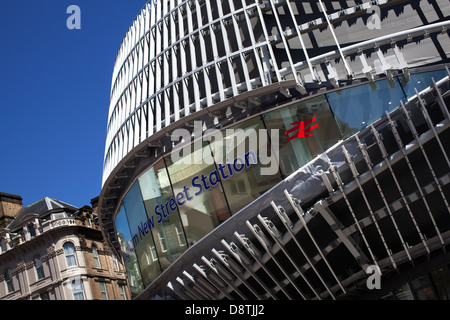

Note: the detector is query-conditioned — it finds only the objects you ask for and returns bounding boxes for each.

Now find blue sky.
[0,1,148,207]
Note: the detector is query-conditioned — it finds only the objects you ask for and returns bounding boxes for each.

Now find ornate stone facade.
[0,196,130,300]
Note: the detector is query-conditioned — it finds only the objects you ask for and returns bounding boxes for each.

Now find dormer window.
[27,223,36,238]
[51,212,68,220]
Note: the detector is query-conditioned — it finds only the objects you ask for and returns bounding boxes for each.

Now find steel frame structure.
[136,70,450,300]
[99,0,450,299]
[102,0,450,186]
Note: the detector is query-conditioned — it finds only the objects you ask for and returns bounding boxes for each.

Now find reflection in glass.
[165,141,231,246]
[263,95,342,176]
[114,205,144,297]
[209,117,283,213]
[326,79,405,138]
[123,183,161,286]
[380,291,396,300]
[394,283,414,300]
[112,69,449,296]
[430,268,450,300]
[411,275,437,300]
[398,70,447,99]
[138,160,187,270]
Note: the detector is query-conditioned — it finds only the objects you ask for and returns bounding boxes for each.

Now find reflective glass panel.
[209,117,283,213]
[394,283,414,300]
[263,95,342,176]
[326,79,406,138]
[165,140,231,246]
[114,204,144,297]
[123,182,161,286]
[138,160,188,270]
[411,275,437,300]
[398,69,447,99]
[380,291,396,300]
[430,267,450,300]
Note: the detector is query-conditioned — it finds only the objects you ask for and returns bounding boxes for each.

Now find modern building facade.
[0,194,130,300]
[98,0,450,299]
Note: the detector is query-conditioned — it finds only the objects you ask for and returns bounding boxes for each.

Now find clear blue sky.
[0,1,148,207]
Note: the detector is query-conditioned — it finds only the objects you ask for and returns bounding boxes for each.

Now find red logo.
[285,118,319,141]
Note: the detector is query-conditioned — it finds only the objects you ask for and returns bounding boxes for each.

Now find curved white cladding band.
[103,0,450,186]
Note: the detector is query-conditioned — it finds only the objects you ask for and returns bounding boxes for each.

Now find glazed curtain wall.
[114,70,447,297]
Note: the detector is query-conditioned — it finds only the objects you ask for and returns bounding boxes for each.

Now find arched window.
[92,246,101,268]
[4,269,14,293]
[34,257,44,280]
[63,242,77,267]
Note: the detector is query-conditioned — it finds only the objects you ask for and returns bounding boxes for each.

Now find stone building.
[0,193,131,300]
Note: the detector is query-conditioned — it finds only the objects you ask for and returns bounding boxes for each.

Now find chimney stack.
[0,192,23,228]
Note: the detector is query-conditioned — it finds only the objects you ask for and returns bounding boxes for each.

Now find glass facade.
[263,95,342,176]
[138,160,187,268]
[327,69,448,138]
[115,205,144,296]
[381,266,450,300]
[209,117,284,214]
[326,79,405,138]
[165,143,230,245]
[113,70,447,297]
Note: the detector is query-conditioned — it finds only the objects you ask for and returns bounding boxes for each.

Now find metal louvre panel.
[98,0,450,299]
[102,1,450,186]
[133,72,450,300]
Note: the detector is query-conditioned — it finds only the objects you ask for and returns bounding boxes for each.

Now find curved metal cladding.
[147,74,450,300]
[103,0,450,186]
[100,0,450,299]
